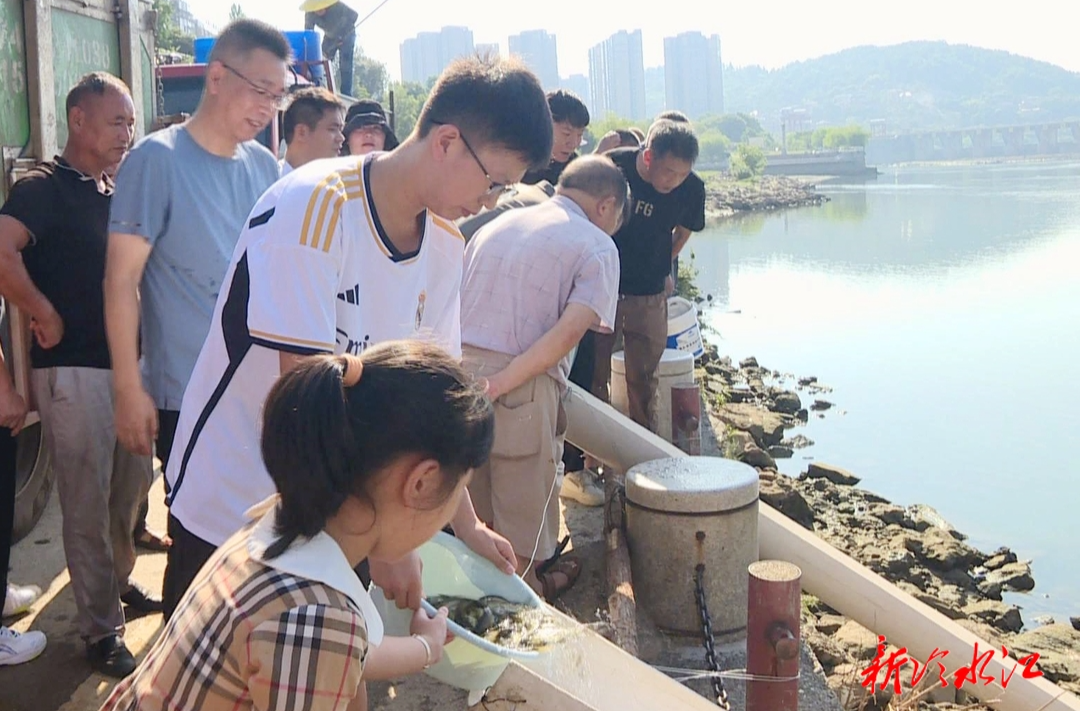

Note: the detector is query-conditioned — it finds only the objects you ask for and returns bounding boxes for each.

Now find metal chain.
[694,563,731,710]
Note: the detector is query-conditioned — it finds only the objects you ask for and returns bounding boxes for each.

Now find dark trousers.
[0,427,17,612]
[325,32,356,95]
[134,409,180,537]
[162,513,216,621]
[562,330,597,472]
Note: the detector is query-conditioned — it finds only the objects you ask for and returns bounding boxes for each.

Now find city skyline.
[664,32,724,119]
[184,0,1080,84]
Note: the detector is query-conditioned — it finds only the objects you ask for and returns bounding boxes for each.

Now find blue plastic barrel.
[193,37,214,64]
[283,30,324,82]
[284,30,322,64]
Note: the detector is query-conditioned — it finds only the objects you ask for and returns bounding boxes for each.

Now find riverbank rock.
[806,462,861,486]
[983,560,1036,592]
[769,390,803,414]
[758,475,815,530]
[738,445,777,470]
[1011,624,1080,693]
[963,600,1024,633]
[714,403,787,447]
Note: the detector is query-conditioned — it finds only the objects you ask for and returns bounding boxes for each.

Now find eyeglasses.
[431,121,511,199]
[222,63,287,109]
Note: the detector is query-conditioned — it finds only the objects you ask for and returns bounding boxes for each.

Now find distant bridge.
[866,120,1080,165]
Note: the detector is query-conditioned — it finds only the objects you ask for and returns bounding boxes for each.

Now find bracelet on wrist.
[412,634,433,669]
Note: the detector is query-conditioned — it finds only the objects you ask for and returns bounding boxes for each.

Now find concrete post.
[746,560,802,711]
[671,382,701,455]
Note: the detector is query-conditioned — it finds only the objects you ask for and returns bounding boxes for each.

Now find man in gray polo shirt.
[104,20,288,618]
[460,155,627,601]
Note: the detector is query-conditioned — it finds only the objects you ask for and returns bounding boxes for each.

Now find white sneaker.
[3,583,43,618]
[0,625,47,666]
[560,469,605,507]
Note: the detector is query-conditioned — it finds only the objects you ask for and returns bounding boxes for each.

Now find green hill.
[723,41,1080,131]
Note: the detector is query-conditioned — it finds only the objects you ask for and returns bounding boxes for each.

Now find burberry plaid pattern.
[100,524,369,711]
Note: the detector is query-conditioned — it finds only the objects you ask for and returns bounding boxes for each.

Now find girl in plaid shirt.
[101,341,495,711]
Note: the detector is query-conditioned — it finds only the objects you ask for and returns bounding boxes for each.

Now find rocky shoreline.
[693,344,1080,708]
[704,175,828,220]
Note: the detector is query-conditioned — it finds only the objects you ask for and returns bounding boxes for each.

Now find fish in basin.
[426,595,571,651]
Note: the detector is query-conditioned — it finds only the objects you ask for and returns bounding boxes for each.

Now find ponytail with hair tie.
[341,354,363,387]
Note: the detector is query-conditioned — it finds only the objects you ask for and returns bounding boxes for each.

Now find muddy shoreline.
[693,345,1080,708]
[704,175,828,221]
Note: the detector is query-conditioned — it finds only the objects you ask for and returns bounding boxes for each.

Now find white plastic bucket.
[371,532,545,692]
[666,296,704,359]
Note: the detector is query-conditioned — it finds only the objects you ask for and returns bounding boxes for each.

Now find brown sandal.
[135,529,172,552]
[536,558,581,602]
[535,535,581,602]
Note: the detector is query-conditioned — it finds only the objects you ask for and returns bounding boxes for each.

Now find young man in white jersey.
[162,55,553,621]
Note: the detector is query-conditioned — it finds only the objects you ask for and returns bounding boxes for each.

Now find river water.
[689,160,1080,623]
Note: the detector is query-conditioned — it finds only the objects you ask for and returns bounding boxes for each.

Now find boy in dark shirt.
[522,89,590,186]
[593,119,706,431]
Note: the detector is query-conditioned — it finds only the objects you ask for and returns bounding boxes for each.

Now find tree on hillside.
[581,115,650,153]
[152,0,194,55]
[786,125,870,152]
[387,81,430,138]
[729,144,766,180]
[229,4,245,20]
[351,48,388,100]
[722,41,1080,131]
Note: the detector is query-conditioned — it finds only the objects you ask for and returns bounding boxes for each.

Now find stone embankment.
[694,345,1080,709]
[704,175,828,220]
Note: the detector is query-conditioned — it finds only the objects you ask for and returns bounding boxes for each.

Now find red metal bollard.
[671,382,701,455]
[746,560,802,711]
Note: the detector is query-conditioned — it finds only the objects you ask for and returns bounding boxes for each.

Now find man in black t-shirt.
[522,89,590,187]
[593,119,706,431]
[0,73,155,678]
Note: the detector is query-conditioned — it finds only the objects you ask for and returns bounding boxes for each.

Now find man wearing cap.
[302,0,358,95]
[342,98,399,155]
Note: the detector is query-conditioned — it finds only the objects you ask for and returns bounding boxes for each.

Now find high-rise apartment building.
[587,30,646,120]
[508,30,559,90]
[663,32,724,119]
[400,26,475,85]
[560,74,591,112]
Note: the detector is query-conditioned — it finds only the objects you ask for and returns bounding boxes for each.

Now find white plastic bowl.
[371,531,546,692]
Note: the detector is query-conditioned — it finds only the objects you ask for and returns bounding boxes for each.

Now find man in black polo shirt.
[593,119,706,431]
[0,73,154,678]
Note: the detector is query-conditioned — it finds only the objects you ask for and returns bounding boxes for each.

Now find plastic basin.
[371,532,545,692]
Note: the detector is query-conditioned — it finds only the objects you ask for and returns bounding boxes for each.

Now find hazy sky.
[187,0,1080,82]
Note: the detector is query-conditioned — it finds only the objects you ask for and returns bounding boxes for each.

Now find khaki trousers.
[462,346,566,562]
[592,293,668,432]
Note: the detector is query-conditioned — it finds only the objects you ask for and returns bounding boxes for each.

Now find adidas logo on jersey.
[337,284,360,305]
